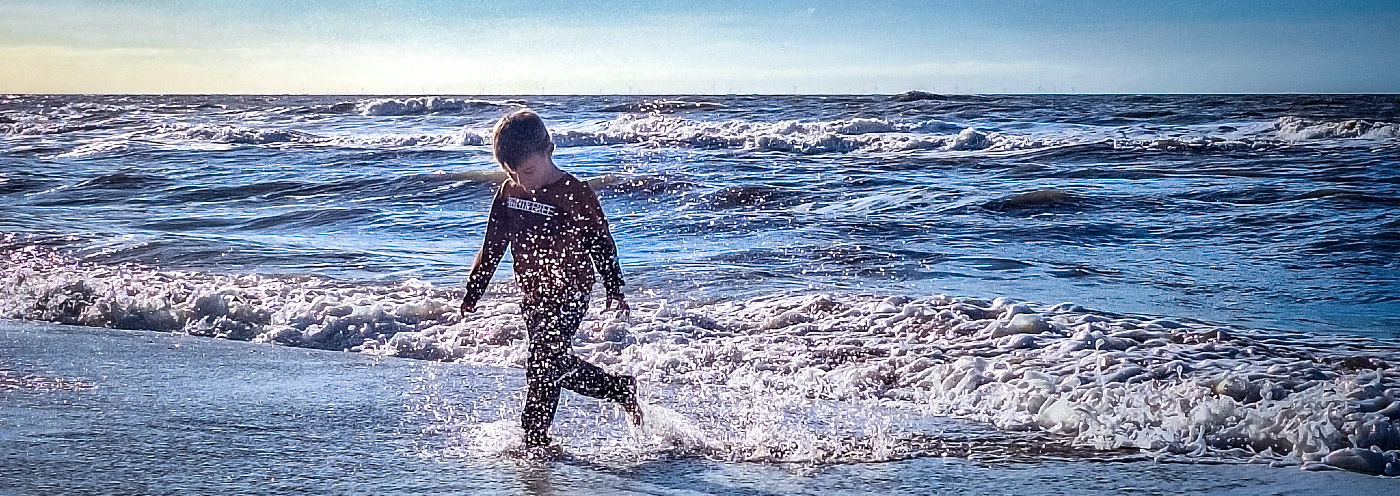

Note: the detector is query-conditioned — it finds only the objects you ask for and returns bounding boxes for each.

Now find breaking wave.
[47,124,489,158]
[2,242,1398,473]
[547,115,1076,154]
[0,119,109,136]
[544,115,1390,155]
[150,123,323,145]
[20,113,1398,160]
[1275,116,1400,141]
[142,123,490,147]
[596,100,727,113]
[356,97,524,116]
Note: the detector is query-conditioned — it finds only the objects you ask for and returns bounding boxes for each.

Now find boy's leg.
[553,354,635,404]
[522,337,566,447]
[521,300,579,447]
[541,295,635,404]
[520,296,638,446]
[561,360,642,426]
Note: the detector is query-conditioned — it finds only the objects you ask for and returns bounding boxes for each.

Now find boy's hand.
[460,298,476,315]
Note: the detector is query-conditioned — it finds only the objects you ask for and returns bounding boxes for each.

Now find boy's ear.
[546,141,555,156]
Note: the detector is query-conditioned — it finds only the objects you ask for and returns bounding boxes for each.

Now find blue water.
[5,94,1400,486]
[2,94,1397,336]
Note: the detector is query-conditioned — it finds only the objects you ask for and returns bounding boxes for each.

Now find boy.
[460,110,641,449]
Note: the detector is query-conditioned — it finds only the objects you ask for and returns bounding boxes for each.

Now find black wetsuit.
[460,173,634,447]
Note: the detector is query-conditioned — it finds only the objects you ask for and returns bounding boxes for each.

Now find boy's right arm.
[460,186,510,314]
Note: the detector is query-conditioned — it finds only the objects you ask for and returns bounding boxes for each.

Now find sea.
[2,94,1399,493]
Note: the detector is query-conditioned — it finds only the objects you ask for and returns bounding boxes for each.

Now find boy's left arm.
[580,185,626,310]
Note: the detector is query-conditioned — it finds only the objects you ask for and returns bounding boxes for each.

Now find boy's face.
[504,156,538,181]
[503,144,555,189]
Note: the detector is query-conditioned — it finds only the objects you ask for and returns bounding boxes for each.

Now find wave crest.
[1,119,106,136]
[891,90,950,102]
[1276,116,1400,141]
[151,123,323,145]
[49,124,489,157]
[358,97,522,116]
[548,115,1068,154]
[597,100,726,113]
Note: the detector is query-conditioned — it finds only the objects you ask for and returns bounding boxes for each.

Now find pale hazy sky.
[2,0,1397,94]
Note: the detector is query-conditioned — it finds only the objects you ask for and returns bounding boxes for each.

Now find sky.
[1,0,1397,94]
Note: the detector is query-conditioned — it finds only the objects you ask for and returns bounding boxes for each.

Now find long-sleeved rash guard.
[461,173,624,308]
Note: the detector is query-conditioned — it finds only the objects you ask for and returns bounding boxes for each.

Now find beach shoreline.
[4,319,1399,494]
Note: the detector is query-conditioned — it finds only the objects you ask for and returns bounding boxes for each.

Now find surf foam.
[2,241,1398,473]
[357,97,522,116]
[1275,116,1400,141]
[597,100,726,113]
[546,115,1078,154]
[21,112,1395,159]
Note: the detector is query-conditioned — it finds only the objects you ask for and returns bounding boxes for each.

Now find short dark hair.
[492,110,551,169]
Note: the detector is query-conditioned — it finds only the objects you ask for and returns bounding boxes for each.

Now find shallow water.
[3,320,1395,495]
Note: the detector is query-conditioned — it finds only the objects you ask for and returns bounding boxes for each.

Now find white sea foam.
[325,128,488,148]
[43,123,327,158]
[1275,116,1400,141]
[18,112,1391,158]
[357,97,521,116]
[42,114,1057,155]
[2,243,1397,472]
[45,123,490,157]
[148,123,323,145]
[550,115,1398,154]
[597,100,726,113]
[1112,135,1282,152]
[52,140,134,159]
[0,118,97,136]
[546,115,1080,154]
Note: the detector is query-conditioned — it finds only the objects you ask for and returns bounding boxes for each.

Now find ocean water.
[3,94,1400,483]
[2,94,1397,335]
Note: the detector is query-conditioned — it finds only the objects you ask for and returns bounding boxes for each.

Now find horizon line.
[7,91,1400,97]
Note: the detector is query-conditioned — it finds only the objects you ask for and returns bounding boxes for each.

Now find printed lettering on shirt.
[507,197,557,218]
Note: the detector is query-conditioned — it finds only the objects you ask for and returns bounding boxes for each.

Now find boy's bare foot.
[623,401,644,427]
[508,443,562,461]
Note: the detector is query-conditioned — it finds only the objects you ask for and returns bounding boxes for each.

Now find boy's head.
[492,110,552,171]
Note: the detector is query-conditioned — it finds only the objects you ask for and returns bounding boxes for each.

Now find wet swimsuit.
[461,173,634,447]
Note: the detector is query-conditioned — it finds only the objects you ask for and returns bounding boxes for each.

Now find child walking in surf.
[460,110,642,449]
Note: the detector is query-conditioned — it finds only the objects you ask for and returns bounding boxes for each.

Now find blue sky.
[1,0,1397,93]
